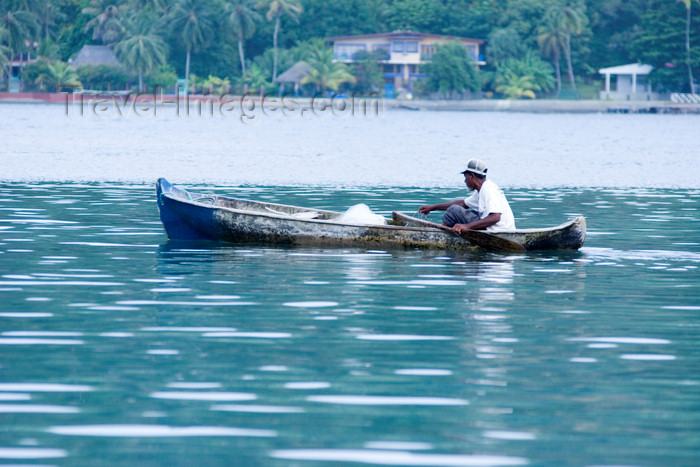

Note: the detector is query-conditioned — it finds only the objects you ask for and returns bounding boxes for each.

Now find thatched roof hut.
[275,62,310,93]
[70,45,121,67]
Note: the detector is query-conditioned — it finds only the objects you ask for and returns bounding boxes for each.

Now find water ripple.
[283,301,338,308]
[307,395,468,406]
[47,425,276,437]
[0,447,67,459]
[0,338,84,345]
[203,332,292,339]
[356,334,455,341]
[150,391,257,401]
[270,449,527,466]
[119,300,254,306]
[211,404,304,413]
[569,337,670,345]
[0,404,80,414]
[0,384,93,392]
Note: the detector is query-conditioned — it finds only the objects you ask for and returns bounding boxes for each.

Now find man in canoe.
[418,159,515,233]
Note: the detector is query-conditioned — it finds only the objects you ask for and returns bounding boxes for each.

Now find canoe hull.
[156,179,586,251]
[156,178,477,250]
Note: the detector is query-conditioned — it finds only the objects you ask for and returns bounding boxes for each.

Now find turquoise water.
[0,183,698,466]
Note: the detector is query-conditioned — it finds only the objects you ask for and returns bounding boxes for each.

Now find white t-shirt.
[464,179,515,231]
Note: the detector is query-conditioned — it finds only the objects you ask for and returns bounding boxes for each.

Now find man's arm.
[452,212,501,233]
[418,199,466,215]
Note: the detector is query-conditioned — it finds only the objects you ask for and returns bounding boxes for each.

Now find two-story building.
[327,31,485,97]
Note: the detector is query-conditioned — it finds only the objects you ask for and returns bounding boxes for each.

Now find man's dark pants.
[442,205,480,227]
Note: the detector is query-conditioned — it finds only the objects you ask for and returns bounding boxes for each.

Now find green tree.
[678,0,699,93]
[54,0,90,62]
[36,59,80,91]
[77,63,128,90]
[0,2,40,64]
[168,0,215,92]
[586,0,646,69]
[496,71,536,99]
[224,0,261,74]
[240,62,271,91]
[487,27,526,65]
[258,0,301,82]
[37,37,60,59]
[424,40,481,98]
[631,0,699,91]
[386,0,446,32]
[82,0,124,44]
[146,62,177,91]
[0,42,9,84]
[0,25,10,83]
[301,39,355,92]
[365,0,391,32]
[203,74,230,93]
[20,57,49,90]
[130,0,166,11]
[547,2,587,92]
[538,12,565,93]
[351,48,385,93]
[441,0,505,39]
[495,50,555,98]
[500,0,557,50]
[114,12,167,92]
[38,0,66,40]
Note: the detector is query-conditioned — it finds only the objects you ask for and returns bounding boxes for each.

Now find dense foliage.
[1,0,698,97]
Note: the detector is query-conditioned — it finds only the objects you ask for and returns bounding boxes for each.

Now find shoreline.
[1,91,699,114]
[385,98,700,114]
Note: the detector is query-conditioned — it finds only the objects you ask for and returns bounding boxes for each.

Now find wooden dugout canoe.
[156,178,586,251]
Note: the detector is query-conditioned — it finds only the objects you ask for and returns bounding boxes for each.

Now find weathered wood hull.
[156,179,586,251]
[395,212,586,251]
[156,178,477,250]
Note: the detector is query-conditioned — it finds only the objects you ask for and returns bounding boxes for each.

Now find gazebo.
[275,62,310,94]
[599,63,658,100]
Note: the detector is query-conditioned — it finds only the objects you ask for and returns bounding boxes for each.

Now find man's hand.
[452,224,470,234]
[453,213,501,234]
[418,205,433,215]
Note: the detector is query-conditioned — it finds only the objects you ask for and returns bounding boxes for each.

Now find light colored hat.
[461,159,488,176]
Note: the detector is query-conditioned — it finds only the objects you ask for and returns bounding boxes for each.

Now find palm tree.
[114,13,167,92]
[168,0,214,93]
[258,0,302,82]
[677,0,698,94]
[82,0,125,45]
[0,3,39,88]
[37,37,60,59]
[240,62,271,92]
[38,0,66,40]
[548,3,586,92]
[516,49,556,94]
[129,0,166,11]
[224,0,261,74]
[0,5,39,58]
[36,60,81,91]
[495,71,537,99]
[0,39,10,85]
[301,40,355,92]
[496,50,555,98]
[538,13,565,94]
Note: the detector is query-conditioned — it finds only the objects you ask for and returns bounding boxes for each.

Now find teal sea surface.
[0,183,698,466]
[1,103,699,465]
